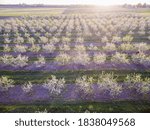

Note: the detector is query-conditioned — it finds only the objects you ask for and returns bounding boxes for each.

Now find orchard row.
[1,42,150,53]
[0,51,150,67]
[0,73,150,97]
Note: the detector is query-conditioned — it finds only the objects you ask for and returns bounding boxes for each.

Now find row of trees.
[1,51,150,67]
[0,73,149,97]
[3,42,150,53]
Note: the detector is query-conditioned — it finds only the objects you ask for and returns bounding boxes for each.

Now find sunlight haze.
[0,0,150,5]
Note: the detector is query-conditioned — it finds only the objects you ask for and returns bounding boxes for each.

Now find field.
[0,6,150,112]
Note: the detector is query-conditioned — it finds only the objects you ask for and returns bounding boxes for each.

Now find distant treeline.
[123,3,150,8]
[0,4,69,8]
[0,3,149,8]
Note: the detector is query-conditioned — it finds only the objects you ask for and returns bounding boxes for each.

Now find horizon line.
[0,3,149,6]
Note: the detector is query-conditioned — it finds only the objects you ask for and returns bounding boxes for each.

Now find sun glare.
[82,0,118,6]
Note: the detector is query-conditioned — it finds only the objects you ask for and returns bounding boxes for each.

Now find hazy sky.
[0,0,150,5]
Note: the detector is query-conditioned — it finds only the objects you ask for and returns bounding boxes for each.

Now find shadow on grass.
[0,100,150,113]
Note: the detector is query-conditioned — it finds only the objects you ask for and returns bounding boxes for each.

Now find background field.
[0,5,150,17]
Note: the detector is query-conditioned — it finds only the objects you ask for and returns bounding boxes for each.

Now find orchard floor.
[0,101,150,113]
[0,6,150,113]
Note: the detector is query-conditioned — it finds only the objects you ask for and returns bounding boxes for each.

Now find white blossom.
[55,53,71,65]
[120,43,134,51]
[34,55,46,67]
[14,45,27,53]
[73,52,90,65]
[134,43,149,52]
[93,53,106,64]
[98,72,122,96]
[75,76,93,94]
[0,54,14,65]
[0,76,14,91]
[3,44,11,52]
[103,43,116,51]
[22,81,33,93]
[111,52,129,64]
[42,44,55,53]
[29,44,41,52]
[13,55,28,67]
[43,75,65,95]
